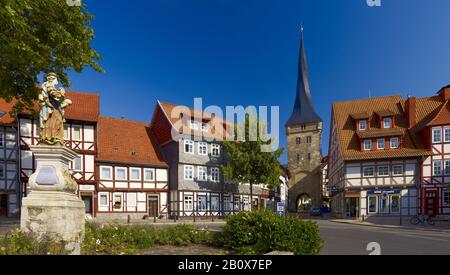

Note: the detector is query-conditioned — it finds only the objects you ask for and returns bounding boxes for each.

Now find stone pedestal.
[20,145,85,255]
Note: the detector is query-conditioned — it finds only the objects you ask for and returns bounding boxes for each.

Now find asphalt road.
[316,220,450,255]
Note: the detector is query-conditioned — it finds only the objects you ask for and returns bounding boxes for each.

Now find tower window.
[296,137,301,145]
[308,153,311,160]
[301,124,306,130]
[306,136,312,144]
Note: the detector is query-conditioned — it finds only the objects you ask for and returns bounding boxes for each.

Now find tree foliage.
[0,0,103,113]
[222,114,284,198]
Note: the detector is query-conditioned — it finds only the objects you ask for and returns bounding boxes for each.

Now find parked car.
[310,207,323,216]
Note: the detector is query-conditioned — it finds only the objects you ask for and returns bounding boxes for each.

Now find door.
[0,194,7,216]
[148,195,159,218]
[425,192,438,216]
[81,194,93,215]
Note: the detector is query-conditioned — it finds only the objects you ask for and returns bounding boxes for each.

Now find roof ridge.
[332,95,403,105]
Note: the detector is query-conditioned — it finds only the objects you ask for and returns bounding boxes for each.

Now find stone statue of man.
[39,73,72,145]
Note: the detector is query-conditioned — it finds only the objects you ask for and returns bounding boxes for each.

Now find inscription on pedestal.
[36,165,59,185]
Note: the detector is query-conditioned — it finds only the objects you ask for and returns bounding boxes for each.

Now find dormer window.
[364,139,372,150]
[358,120,367,131]
[377,138,385,149]
[390,137,399,149]
[383,117,392,129]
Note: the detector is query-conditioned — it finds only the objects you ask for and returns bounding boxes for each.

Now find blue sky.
[68,0,450,164]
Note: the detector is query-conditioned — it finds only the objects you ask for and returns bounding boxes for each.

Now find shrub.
[223,210,323,255]
[0,229,68,255]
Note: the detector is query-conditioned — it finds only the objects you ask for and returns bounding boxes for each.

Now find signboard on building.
[276,202,285,217]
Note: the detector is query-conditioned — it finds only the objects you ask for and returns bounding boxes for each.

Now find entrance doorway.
[346,198,359,218]
[425,192,438,216]
[297,194,312,212]
[148,195,159,218]
[0,194,7,216]
[81,193,93,215]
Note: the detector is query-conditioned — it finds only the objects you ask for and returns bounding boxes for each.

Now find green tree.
[222,114,284,210]
[0,0,103,113]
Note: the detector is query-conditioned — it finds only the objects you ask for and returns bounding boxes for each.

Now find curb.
[329,219,450,234]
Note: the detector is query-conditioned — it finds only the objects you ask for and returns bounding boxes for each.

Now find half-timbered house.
[328,96,429,218]
[18,91,99,216]
[96,116,169,221]
[149,101,272,219]
[0,100,20,217]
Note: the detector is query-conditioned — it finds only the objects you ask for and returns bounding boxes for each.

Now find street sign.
[277,202,285,217]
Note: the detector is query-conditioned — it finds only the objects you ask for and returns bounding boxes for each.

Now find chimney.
[405,96,416,128]
[438,85,450,101]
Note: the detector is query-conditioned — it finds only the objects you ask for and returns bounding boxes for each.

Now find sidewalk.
[330,217,450,233]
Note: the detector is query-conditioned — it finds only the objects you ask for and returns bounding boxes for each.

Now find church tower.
[285,30,323,212]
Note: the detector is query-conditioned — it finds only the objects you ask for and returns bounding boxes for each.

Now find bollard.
[127,215,130,224]
[362,214,365,222]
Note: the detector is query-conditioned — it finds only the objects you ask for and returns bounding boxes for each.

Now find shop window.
[211,196,220,211]
[368,196,377,213]
[198,195,207,211]
[390,195,400,213]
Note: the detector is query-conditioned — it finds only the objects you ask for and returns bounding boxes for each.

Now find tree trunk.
[250,182,253,211]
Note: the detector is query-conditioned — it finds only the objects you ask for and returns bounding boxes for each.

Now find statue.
[39,73,72,145]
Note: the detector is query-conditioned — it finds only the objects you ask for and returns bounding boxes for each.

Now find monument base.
[21,191,85,254]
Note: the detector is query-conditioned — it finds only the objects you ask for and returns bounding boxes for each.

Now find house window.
[211,144,220,156]
[184,196,193,211]
[432,128,442,143]
[233,196,240,211]
[210,167,220,182]
[445,128,450,142]
[377,139,385,149]
[73,156,82,171]
[306,136,312,144]
[445,160,450,175]
[296,137,301,145]
[73,125,81,141]
[64,125,69,140]
[184,139,194,154]
[393,165,403,176]
[378,166,389,176]
[390,195,400,213]
[113,194,122,210]
[0,165,4,179]
[115,167,127,180]
[190,121,198,130]
[368,196,377,213]
[144,168,154,181]
[359,120,367,131]
[301,125,306,130]
[211,196,220,211]
[383,117,392,128]
[197,166,207,181]
[443,191,450,206]
[433,160,442,176]
[184,165,194,180]
[364,139,372,150]
[198,142,207,156]
[100,166,112,180]
[130,168,141,181]
[390,137,399,149]
[99,194,108,206]
[201,123,209,132]
[243,197,250,211]
[363,167,374,177]
[198,195,207,211]
[223,196,231,211]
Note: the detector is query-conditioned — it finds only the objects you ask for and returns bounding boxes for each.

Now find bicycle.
[410,214,435,225]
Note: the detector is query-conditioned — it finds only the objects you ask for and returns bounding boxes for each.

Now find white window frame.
[130,168,141,181]
[73,156,82,172]
[72,125,81,141]
[198,195,207,211]
[184,139,194,154]
[433,160,442,176]
[144,168,155,181]
[211,196,220,211]
[392,165,403,176]
[383,117,392,128]
[201,123,209,132]
[100,166,113,180]
[368,196,378,213]
[113,193,123,210]
[210,167,220,182]
[99,193,108,206]
[363,167,374,177]
[444,160,450,175]
[443,191,450,206]
[377,138,385,150]
[377,166,389,176]
[359,120,366,131]
[190,121,198,130]
[115,167,127,181]
[197,166,207,181]
[223,196,231,211]
[198,142,207,156]
[184,165,194,181]
[63,124,69,140]
[364,139,372,151]
[211,144,220,157]
[390,137,399,149]
[184,195,193,211]
[445,127,450,142]
[432,128,442,144]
